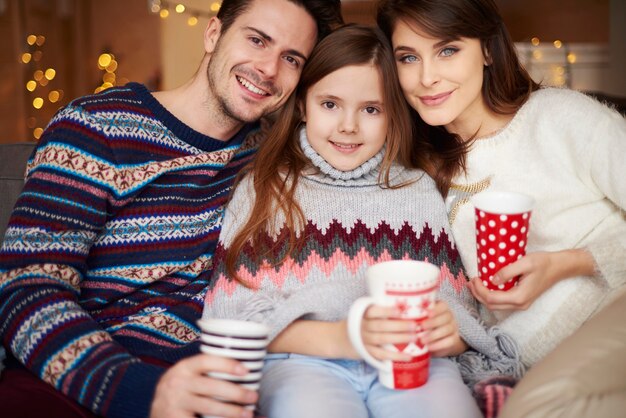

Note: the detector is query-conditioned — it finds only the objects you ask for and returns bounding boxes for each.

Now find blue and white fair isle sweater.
[0,83,262,418]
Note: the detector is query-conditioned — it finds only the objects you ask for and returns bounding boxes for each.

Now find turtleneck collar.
[298,127,388,186]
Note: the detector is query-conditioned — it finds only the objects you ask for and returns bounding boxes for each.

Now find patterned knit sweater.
[203,130,523,384]
[0,83,262,418]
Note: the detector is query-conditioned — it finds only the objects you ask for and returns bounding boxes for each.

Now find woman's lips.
[419,91,452,106]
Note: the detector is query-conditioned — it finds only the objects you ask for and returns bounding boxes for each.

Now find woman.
[377,0,626,367]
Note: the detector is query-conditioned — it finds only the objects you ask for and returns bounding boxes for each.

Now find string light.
[21,33,62,139]
[48,90,61,103]
[525,36,574,88]
[95,52,122,93]
[149,0,221,20]
[44,68,56,80]
[567,53,577,64]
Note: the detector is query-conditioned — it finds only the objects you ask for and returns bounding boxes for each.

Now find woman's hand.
[469,249,596,311]
[150,354,257,418]
[421,300,467,357]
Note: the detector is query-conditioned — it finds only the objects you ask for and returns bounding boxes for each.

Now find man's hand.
[150,354,258,418]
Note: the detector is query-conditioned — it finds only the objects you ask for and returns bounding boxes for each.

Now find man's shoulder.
[66,82,146,114]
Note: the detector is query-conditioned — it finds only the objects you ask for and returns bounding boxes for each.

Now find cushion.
[0,143,36,239]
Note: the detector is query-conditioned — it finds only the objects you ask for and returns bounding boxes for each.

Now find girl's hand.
[359,305,418,362]
[421,300,467,357]
[469,249,596,311]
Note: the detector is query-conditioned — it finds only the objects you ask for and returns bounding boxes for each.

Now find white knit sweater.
[446,87,626,366]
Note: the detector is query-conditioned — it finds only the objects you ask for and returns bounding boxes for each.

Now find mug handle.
[347,297,386,370]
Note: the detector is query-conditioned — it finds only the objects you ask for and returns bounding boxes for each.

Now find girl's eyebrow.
[313,94,383,106]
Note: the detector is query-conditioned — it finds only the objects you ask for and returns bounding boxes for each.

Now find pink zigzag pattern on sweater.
[204,248,466,305]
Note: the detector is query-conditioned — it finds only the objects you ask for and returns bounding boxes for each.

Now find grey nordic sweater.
[203,129,524,385]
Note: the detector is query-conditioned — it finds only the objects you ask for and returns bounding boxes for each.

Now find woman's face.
[391,20,489,138]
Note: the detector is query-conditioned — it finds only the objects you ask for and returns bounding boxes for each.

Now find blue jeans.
[258,354,482,418]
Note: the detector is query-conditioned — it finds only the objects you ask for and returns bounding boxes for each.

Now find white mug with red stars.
[347,260,440,390]
[471,191,535,291]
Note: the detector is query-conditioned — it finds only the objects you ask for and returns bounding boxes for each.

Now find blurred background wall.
[0,0,623,144]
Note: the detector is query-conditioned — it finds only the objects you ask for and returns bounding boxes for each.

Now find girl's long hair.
[225,24,422,281]
[377,0,540,195]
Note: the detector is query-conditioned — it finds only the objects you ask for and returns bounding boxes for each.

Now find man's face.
[205,0,318,124]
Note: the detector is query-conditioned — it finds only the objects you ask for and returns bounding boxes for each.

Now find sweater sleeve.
[0,108,165,418]
[435,224,525,386]
[584,105,626,290]
[203,176,366,341]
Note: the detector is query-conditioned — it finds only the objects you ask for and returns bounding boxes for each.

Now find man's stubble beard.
[206,58,248,127]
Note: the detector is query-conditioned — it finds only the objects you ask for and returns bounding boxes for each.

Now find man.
[0,1,343,417]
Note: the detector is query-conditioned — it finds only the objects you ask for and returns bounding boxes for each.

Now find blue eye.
[399,55,418,64]
[441,47,459,57]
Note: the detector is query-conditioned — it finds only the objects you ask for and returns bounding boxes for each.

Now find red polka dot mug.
[471,191,535,291]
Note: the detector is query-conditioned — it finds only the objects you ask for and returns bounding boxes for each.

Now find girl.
[377,0,626,368]
[202,24,513,418]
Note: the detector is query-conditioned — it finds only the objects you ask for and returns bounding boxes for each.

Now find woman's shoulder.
[513,87,623,134]
[528,87,618,115]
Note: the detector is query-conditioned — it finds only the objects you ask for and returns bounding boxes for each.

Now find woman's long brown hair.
[377,0,540,196]
[225,24,424,282]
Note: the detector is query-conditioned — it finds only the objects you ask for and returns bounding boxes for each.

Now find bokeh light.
[98,53,113,69]
[49,90,61,103]
[45,68,56,80]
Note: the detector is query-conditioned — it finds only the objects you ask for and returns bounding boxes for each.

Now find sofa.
[0,143,36,239]
[1,142,625,417]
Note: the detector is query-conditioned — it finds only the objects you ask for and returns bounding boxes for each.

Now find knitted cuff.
[584,230,626,290]
[105,361,166,418]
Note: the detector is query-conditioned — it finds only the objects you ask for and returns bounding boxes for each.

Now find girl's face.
[303,64,388,172]
[391,20,489,139]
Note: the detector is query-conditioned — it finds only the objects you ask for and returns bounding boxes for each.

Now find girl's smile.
[302,64,388,171]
